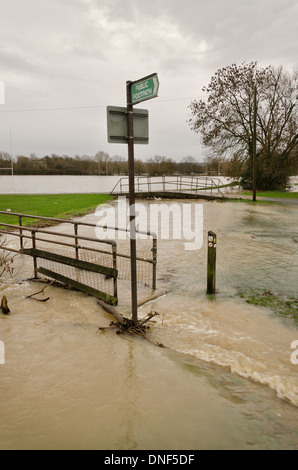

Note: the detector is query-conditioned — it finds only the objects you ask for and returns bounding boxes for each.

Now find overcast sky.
[0,0,297,162]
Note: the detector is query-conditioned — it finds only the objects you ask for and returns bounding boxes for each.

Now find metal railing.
[0,211,157,299]
[0,218,118,304]
[111,175,229,198]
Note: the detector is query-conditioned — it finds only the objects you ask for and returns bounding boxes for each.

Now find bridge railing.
[111,175,229,197]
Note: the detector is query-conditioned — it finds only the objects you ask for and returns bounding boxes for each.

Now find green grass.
[0,194,115,227]
[238,288,298,324]
[241,190,298,199]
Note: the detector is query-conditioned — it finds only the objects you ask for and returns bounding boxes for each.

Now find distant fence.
[0,212,157,305]
[111,175,230,198]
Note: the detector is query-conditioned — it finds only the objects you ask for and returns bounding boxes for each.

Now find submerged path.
[113,190,298,205]
[224,193,298,205]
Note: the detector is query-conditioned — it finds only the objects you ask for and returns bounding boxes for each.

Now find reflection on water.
[0,199,298,449]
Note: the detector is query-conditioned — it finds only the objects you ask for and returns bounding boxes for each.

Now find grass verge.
[240,191,298,199]
[238,288,298,324]
[0,194,115,227]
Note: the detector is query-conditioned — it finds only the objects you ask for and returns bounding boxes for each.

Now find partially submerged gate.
[22,246,118,306]
[0,211,157,306]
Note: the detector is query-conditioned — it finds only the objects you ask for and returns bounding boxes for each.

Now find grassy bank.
[238,288,298,324]
[0,194,115,227]
[241,191,298,199]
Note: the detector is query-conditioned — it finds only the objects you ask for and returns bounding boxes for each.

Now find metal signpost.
[107,73,159,325]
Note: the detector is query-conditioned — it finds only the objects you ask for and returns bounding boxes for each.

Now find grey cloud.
[0,49,38,74]
[0,0,296,160]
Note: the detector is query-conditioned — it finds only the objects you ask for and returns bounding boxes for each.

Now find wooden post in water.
[207,231,216,294]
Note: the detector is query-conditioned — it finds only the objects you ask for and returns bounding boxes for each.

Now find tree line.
[3,62,297,189]
[0,151,227,176]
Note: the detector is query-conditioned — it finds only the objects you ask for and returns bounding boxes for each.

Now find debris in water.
[25,281,53,302]
[97,299,164,347]
[1,295,10,315]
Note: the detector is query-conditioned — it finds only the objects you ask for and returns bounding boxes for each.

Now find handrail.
[0,222,116,246]
[0,211,157,239]
[110,175,228,197]
[0,211,157,290]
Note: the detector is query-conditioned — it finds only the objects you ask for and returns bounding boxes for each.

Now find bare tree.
[189,62,298,189]
[95,151,110,175]
[0,239,16,278]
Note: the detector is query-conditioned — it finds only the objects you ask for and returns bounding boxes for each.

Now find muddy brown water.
[0,199,298,450]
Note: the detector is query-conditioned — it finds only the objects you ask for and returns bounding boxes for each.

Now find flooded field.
[0,198,298,450]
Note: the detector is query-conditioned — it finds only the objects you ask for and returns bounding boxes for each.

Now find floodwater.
[0,174,297,195]
[0,180,298,449]
[0,175,121,194]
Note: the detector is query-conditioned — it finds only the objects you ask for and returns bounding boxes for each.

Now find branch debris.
[97,299,165,348]
[25,281,54,302]
[0,239,17,278]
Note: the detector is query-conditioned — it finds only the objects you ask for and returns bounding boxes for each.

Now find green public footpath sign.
[131,73,159,104]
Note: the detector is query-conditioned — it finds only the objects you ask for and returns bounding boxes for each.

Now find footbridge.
[111,175,230,199]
